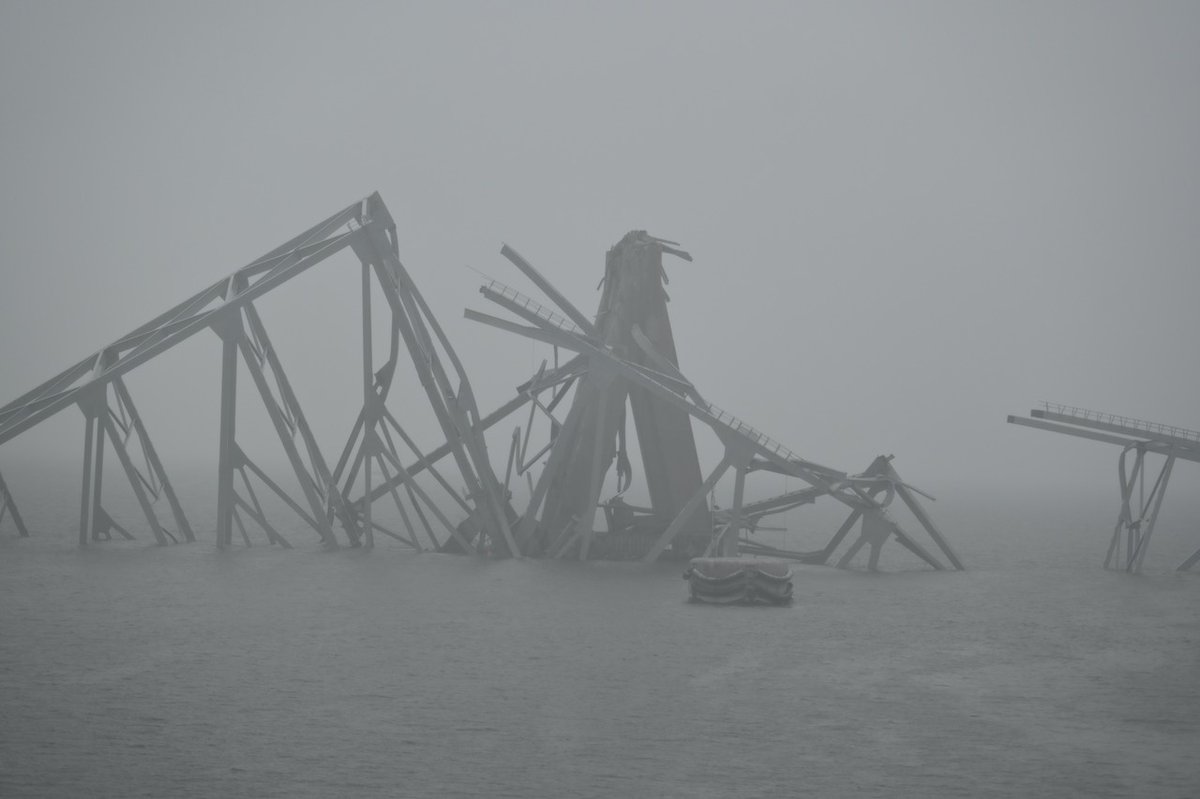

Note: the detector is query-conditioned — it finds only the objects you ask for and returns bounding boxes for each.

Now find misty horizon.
[2,2,1198,509]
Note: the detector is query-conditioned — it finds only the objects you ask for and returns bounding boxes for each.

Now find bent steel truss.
[461,234,963,569]
[0,194,515,552]
[1009,402,1200,571]
[2,196,963,570]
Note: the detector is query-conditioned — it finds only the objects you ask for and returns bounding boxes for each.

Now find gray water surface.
[2,498,1198,798]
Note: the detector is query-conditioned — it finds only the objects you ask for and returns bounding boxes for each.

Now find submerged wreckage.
[0,193,962,571]
[684,558,795,605]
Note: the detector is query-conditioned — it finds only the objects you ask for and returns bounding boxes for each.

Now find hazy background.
[2,1,1198,529]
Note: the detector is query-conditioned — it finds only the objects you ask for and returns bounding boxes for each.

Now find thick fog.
[1,1,1198,505]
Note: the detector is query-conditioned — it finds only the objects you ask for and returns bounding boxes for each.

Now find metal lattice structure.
[462,233,964,569]
[1,194,963,570]
[0,194,516,552]
[1010,402,1200,572]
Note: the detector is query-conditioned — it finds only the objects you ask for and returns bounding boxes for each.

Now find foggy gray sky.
[1,1,1198,503]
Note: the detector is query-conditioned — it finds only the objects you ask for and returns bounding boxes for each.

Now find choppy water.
[2,475,1198,798]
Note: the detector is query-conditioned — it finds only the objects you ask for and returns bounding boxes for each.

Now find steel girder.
[1009,403,1200,572]
[0,203,363,448]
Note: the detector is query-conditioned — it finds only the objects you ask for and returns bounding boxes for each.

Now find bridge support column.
[214,316,239,550]
[1105,446,1176,573]
[78,403,101,544]
[75,386,141,544]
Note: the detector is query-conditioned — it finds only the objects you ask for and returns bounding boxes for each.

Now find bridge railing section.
[482,280,585,337]
[1041,401,1200,444]
[704,402,800,463]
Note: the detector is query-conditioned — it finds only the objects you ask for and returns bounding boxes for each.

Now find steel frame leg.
[113,378,193,542]
[837,507,890,570]
[518,389,592,555]
[236,310,340,549]
[97,404,169,545]
[79,408,99,545]
[885,462,963,570]
[361,262,375,549]
[71,381,189,547]
[367,240,517,557]
[1130,454,1174,573]
[1106,446,1144,570]
[576,389,612,561]
[816,510,862,565]
[642,453,733,563]
[244,304,355,545]
[75,389,138,544]
[0,469,29,537]
[720,463,747,557]
[215,324,239,549]
[1106,447,1175,572]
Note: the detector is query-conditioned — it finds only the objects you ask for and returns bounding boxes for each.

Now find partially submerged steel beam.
[1010,402,1198,572]
[68,361,189,546]
[0,469,29,537]
[213,316,239,549]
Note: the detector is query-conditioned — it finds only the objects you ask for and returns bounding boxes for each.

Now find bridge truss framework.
[1,193,963,571]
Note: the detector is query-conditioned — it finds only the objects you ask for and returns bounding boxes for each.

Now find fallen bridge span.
[1,194,962,570]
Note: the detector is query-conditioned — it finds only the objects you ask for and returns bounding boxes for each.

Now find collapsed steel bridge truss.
[460,233,963,569]
[1,193,963,569]
[0,194,514,552]
[1010,403,1200,572]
